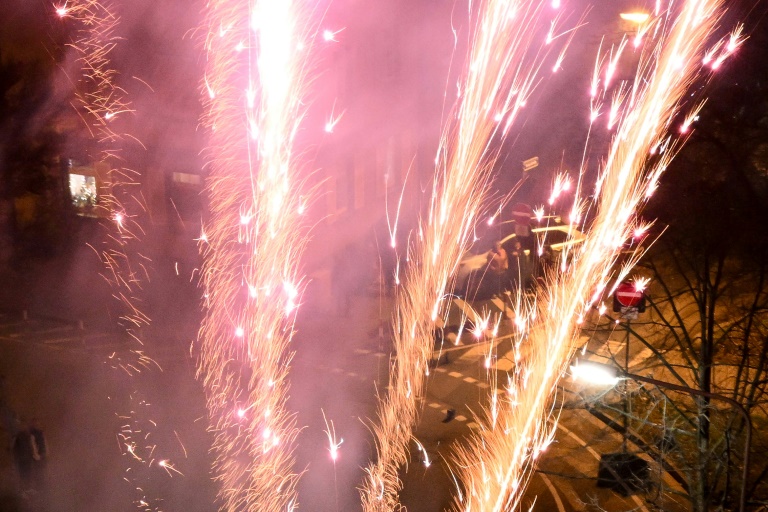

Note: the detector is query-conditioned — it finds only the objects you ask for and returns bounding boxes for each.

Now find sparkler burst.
[45,0,749,509]
[361,1,572,510]
[198,0,315,509]
[450,1,729,510]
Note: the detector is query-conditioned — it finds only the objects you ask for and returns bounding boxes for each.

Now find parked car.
[454,222,585,299]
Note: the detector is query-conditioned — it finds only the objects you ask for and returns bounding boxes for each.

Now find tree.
[579,10,768,508]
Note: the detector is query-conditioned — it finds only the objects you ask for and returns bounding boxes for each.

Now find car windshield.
[464,216,585,258]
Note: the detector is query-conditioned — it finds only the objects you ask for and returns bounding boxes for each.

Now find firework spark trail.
[58,0,154,356]
[58,0,141,290]
[199,1,314,510]
[55,3,179,510]
[450,2,728,510]
[361,2,569,510]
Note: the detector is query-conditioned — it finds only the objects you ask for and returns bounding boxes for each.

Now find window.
[69,173,98,209]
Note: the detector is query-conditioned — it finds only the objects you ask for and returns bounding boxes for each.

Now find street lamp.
[571,360,752,512]
[619,12,651,24]
[570,361,620,387]
[618,11,651,47]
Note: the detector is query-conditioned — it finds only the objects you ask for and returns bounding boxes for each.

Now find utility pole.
[623,319,630,453]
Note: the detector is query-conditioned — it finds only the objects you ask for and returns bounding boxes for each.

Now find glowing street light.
[569,360,620,387]
[619,12,651,25]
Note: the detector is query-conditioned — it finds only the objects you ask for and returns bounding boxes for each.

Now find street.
[0,281,694,511]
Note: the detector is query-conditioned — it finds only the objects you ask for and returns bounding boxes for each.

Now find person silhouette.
[12,420,35,492]
[29,418,47,490]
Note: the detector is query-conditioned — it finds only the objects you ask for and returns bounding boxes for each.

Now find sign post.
[613,281,645,320]
[510,202,533,243]
[612,281,647,451]
[522,156,539,172]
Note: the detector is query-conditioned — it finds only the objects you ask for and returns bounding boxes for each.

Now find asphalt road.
[405,334,690,512]
[0,288,691,512]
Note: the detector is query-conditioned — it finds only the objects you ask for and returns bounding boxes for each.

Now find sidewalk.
[0,325,215,511]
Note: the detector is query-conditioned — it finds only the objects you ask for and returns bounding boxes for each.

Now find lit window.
[69,173,97,208]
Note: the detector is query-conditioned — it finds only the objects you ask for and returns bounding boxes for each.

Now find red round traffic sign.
[511,203,533,226]
[615,282,644,307]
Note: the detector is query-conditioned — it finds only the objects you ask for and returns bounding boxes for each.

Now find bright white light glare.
[570,361,620,386]
[323,28,343,42]
[620,12,651,24]
[634,276,650,292]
